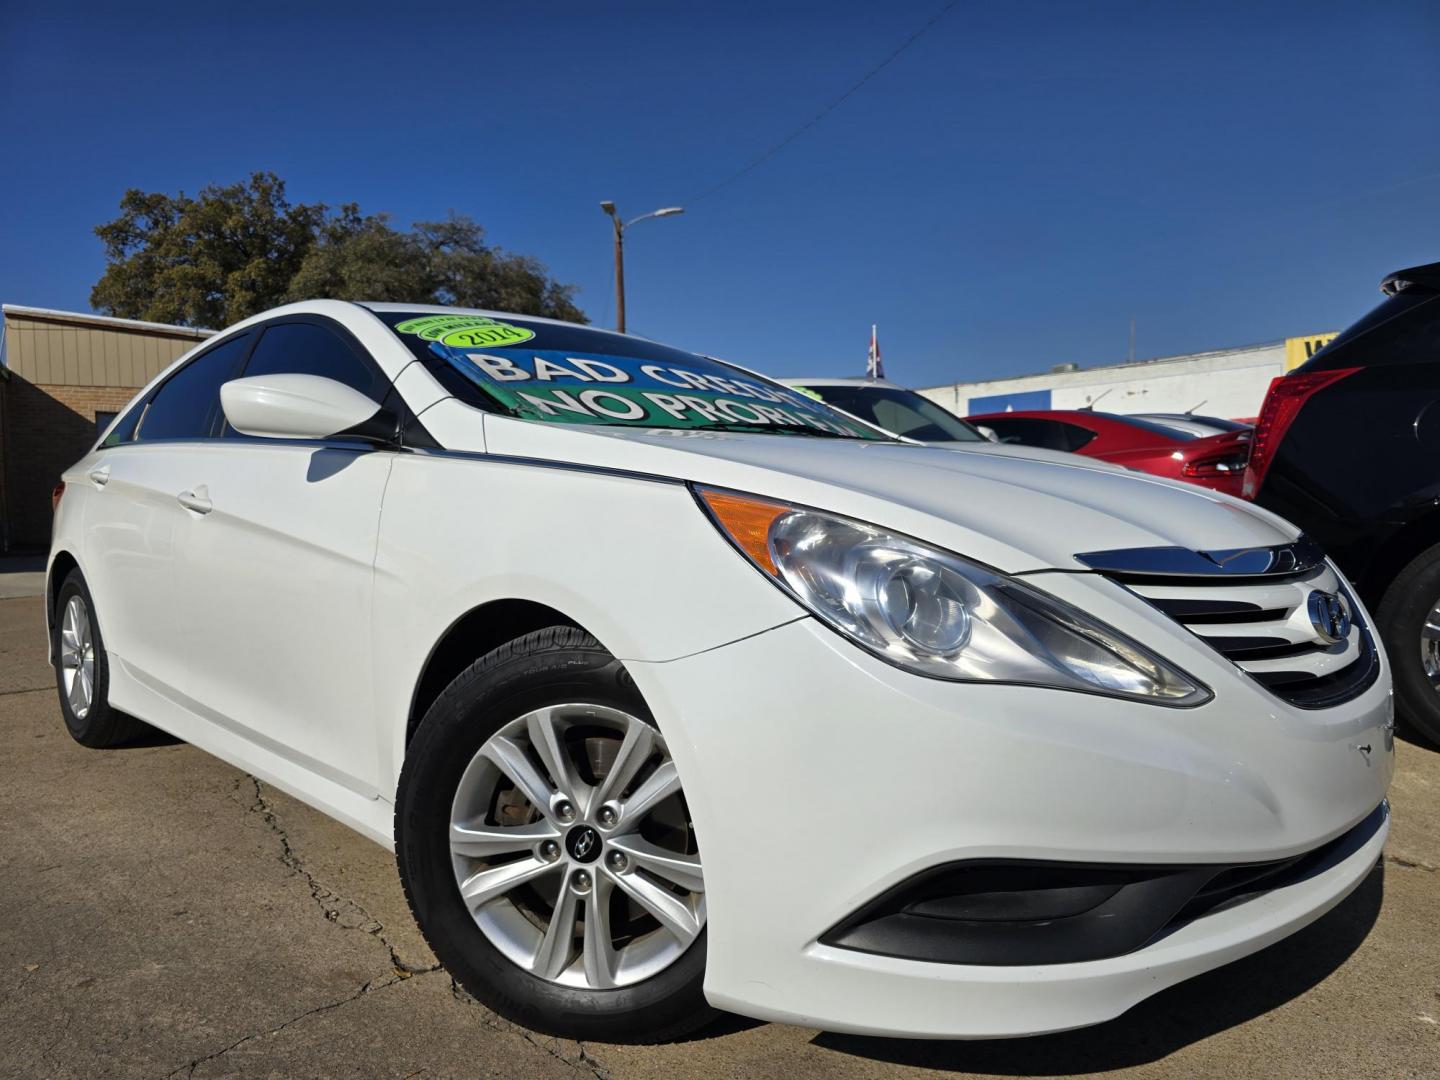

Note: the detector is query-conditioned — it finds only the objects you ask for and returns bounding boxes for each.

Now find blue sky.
[2,1,1436,387]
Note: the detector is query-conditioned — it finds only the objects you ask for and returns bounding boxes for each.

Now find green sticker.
[394,315,536,349]
[791,385,824,402]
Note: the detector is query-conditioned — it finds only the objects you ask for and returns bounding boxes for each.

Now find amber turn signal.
[695,487,791,575]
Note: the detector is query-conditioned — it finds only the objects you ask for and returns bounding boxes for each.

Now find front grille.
[1076,542,1379,709]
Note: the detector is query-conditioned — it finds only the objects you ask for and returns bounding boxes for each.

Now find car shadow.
[810,862,1384,1075]
[305,447,366,483]
[1397,710,1439,754]
[111,711,184,748]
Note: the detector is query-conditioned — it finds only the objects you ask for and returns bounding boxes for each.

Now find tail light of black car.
[1241,368,1360,499]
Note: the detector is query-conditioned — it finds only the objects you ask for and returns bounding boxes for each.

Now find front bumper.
[626,587,1394,1038]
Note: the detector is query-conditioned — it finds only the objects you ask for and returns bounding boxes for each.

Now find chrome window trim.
[1074,537,1327,579]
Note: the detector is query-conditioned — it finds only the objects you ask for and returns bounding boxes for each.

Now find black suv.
[1244,261,1440,743]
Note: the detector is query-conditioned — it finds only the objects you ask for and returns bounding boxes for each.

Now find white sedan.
[48,301,1393,1042]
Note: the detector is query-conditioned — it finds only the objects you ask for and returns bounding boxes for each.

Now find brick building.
[0,305,212,552]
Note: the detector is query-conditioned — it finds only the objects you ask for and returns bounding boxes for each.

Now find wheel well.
[406,599,583,743]
[47,551,78,618]
[1359,509,1440,605]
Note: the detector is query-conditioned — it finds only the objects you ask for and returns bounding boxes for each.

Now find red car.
[968,410,1252,496]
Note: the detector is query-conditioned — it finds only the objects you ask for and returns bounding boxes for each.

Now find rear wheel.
[52,569,146,748]
[1378,544,1440,746]
[396,626,714,1042]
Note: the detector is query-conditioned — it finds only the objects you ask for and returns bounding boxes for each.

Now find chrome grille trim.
[1080,549,1379,709]
[1075,537,1327,580]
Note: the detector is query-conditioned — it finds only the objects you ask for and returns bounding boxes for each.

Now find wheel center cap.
[566,825,602,864]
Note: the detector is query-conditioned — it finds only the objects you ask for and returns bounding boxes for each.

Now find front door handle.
[177,485,212,515]
[88,465,110,487]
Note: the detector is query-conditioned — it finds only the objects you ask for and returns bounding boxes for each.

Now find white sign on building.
[918,333,1338,420]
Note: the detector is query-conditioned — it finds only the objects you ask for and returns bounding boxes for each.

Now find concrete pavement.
[0,556,46,600]
[1,592,1436,1079]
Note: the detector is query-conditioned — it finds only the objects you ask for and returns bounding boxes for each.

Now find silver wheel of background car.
[449,704,704,989]
[59,594,96,720]
[1423,597,1440,692]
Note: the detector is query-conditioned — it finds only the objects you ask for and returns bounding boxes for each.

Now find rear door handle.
[88,466,110,487]
[177,485,212,515]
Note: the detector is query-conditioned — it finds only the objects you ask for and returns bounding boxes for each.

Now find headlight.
[697,487,1210,706]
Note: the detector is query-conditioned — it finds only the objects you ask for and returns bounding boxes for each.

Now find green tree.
[284,205,432,304]
[91,172,322,328]
[288,211,586,323]
[91,172,586,327]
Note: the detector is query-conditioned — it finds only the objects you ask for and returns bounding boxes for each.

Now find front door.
[171,317,399,795]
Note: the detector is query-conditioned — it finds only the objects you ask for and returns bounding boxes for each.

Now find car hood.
[912,439,1113,469]
[453,411,1298,574]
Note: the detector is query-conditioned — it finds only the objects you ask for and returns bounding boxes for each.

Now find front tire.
[396,626,714,1043]
[1378,543,1440,746]
[52,569,145,748]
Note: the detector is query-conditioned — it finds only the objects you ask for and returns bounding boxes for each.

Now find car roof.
[1381,261,1440,296]
[968,409,1079,420]
[776,377,910,389]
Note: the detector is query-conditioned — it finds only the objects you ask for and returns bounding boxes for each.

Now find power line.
[684,0,962,206]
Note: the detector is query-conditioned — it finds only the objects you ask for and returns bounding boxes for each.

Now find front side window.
[136,332,252,441]
[241,321,391,402]
[376,312,885,440]
[797,385,983,442]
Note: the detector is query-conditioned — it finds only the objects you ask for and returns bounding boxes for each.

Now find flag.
[866,324,884,380]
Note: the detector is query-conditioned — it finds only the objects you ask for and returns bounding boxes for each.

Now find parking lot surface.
[1,590,1437,1079]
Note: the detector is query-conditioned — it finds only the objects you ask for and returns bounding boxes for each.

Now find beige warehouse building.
[0,305,212,552]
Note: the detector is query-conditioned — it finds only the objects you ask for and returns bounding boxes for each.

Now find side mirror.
[976,425,1000,442]
[221,374,396,443]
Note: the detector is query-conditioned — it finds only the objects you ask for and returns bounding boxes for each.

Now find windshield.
[377,312,885,440]
[791,384,984,442]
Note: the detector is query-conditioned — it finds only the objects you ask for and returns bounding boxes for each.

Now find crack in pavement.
[235,776,441,976]
[165,969,428,1078]
[1385,852,1439,873]
[449,977,610,1080]
[232,777,607,1078]
[0,685,51,697]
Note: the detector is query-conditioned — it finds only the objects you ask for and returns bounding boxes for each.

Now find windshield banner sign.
[433,347,873,436]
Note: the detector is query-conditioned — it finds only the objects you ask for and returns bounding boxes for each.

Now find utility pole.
[599,201,684,334]
[1128,316,1136,363]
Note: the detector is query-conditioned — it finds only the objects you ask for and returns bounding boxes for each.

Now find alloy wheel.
[1423,597,1440,692]
[449,704,704,989]
[59,595,96,720]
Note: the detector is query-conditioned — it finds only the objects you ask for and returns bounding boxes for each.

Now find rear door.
[173,316,396,794]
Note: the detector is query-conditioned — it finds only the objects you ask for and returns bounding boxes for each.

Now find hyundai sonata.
[48,301,1393,1041]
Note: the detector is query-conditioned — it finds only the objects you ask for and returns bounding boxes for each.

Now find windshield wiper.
[680,422,876,440]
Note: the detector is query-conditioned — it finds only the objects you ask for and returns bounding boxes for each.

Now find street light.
[599,202,684,333]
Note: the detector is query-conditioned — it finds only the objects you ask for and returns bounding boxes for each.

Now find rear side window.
[240,321,391,402]
[983,418,1095,452]
[1054,422,1097,451]
[136,333,252,441]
